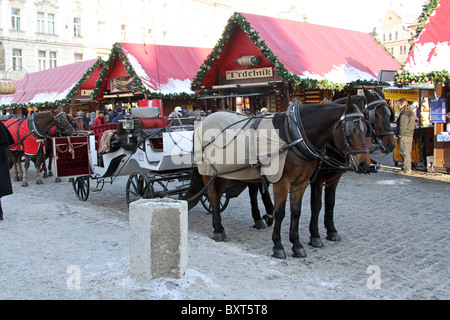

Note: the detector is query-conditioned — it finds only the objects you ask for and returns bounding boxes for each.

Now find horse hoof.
[253,220,266,229]
[36,180,43,185]
[55,178,62,183]
[263,214,274,227]
[326,232,341,242]
[213,232,226,242]
[308,237,324,248]
[272,247,286,260]
[292,247,307,258]
[49,172,53,177]
[43,173,48,178]
[21,182,28,187]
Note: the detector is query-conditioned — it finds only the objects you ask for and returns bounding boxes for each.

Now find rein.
[364,98,395,153]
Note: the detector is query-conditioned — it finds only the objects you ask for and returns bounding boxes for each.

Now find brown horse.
[6,110,75,187]
[194,96,371,259]
[308,88,395,247]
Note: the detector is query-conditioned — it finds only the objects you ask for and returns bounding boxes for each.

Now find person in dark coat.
[0,121,14,220]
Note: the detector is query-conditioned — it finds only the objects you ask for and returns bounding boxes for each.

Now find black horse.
[193,96,371,259]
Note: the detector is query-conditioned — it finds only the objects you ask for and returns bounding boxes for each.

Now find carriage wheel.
[200,193,229,214]
[72,176,90,201]
[126,171,153,207]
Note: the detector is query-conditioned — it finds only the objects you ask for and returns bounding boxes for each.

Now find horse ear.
[345,94,353,113]
[363,88,376,101]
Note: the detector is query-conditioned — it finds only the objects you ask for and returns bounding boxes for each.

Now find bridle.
[332,109,370,170]
[364,96,395,153]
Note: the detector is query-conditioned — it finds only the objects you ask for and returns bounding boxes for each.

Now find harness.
[8,111,69,150]
[285,99,369,172]
[364,96,395,153]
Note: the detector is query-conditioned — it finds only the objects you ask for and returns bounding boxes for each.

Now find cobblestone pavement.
[0,150,449,300]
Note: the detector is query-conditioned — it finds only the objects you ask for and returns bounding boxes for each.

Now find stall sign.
[226,67,273,80]
[429,98,447,123]
[111,76,137,93]
[382,88,419,101]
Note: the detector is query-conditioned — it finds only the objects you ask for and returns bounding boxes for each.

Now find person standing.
[94,111,107,126]
[397,98,416,174]
[0,121,14,220]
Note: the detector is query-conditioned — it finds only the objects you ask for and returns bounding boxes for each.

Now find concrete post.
[129,198,188,281]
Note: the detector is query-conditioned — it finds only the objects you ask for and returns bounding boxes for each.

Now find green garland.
[394,1,449,87]
[90,43,196,101]
[1,58,104,110]
[394,69,450,87]
[415,0,440,38]
[191,12,388,93]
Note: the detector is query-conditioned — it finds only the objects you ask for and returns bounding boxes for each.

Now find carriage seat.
[130,107,169,129]
[88,123,118,150]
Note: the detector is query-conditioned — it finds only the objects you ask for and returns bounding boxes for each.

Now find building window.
[400,46,403,55]
[12,49,23,70]
[74,17,82,37]
[38,51,57,70]
[395,31,399,40]
[383,34,385,42]
[38,51,47,71]
[49,51,57,68]
[48,14,55,34]
[37,12,45,33]
[74,53,83,62]
[388,33,392,41]
[11,8,21,31]
[121,25,127,42]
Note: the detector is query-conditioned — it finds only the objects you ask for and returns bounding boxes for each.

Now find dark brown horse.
[308,88,395,247]
[6,110,75,187]
[194,97,371,259]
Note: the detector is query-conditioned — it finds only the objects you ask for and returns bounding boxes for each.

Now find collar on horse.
[285,99,326,161]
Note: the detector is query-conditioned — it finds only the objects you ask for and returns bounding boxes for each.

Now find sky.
[239,0,427,32]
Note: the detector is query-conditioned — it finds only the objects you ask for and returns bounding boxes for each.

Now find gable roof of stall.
[191,12,400,91]
[91,42,212,100]
[0,58,103,109]
[395,0,450,86]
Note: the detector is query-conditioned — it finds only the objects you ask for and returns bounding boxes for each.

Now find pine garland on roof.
[191,12,387,93]
[91,43,196,101]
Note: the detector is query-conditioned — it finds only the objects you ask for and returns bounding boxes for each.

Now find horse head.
[332,95,371,173]
[51,109,75,136]
[363,88,395,154]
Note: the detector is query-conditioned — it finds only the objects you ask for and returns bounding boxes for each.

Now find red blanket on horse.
[5,118,46,156]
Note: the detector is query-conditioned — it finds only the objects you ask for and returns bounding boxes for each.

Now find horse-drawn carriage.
[52,107,234,212]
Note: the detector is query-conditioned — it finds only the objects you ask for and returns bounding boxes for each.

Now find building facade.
[0,0,306,79]
[374,9,420,64]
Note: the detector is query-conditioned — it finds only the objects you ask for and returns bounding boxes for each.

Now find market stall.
[394,0,450,173]
[91,43,211,116]
[382,86,435,169]
[191,12,400,113]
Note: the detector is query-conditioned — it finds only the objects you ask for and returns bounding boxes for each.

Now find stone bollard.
[129,198,188,281]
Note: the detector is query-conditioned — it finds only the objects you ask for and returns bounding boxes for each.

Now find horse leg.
[260,184,274,226]
[35,152,44,185]
[309,179,324,248]
[22,155,30,187]
[324,180,341,242]
[271,181,289,259]
[204,176,230,241]
[42,155,49,179]
[248,183,265,229]
[0,198,3,221]
[289,184,308,258]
